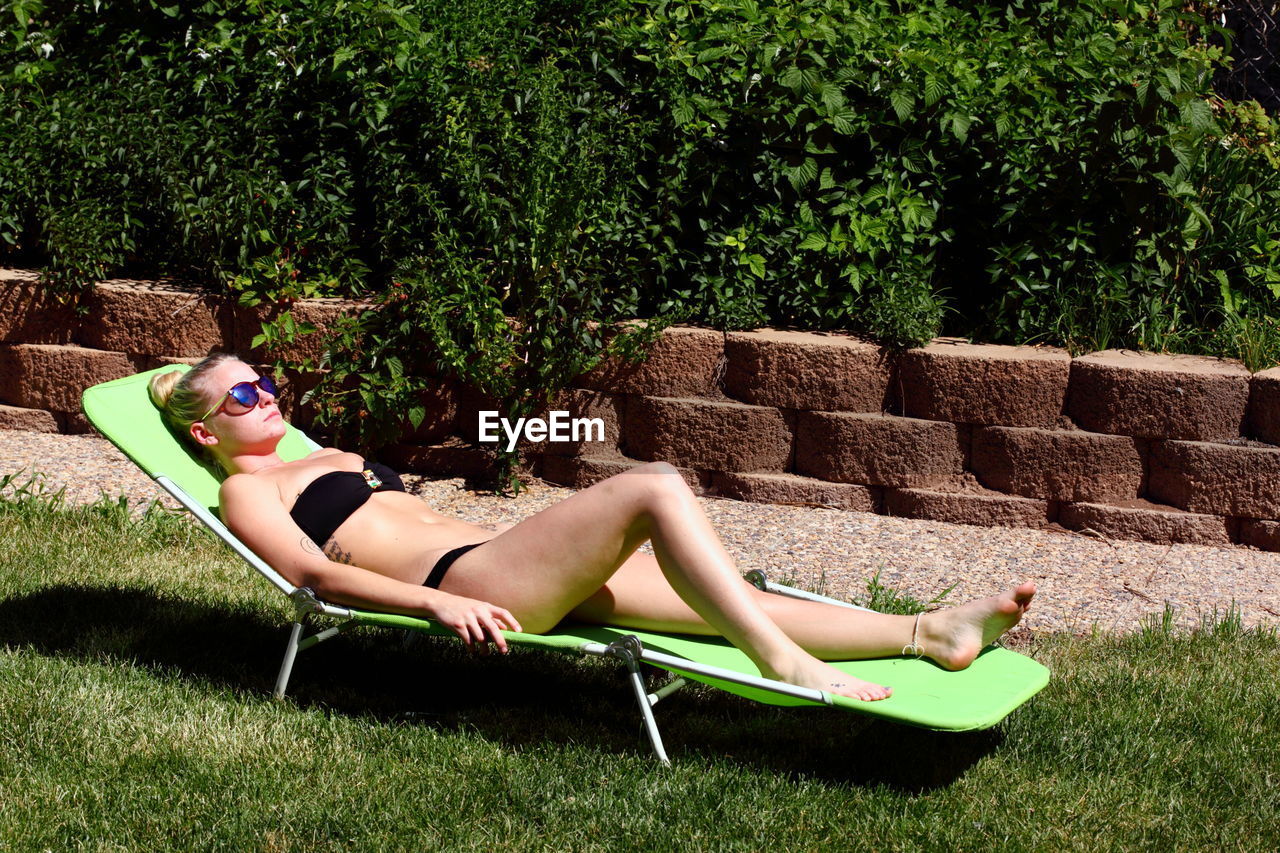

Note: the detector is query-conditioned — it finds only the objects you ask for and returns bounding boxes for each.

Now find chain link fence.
[1206,1,1280,114]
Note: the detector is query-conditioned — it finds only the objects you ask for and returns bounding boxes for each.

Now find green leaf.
[890,88,915,123]
[747,254,766,278]
[1216,270,1238,314]
[797,233,828,251]
[1180,99,1216,134]
[994,112,1011,138]
[829,107,857,135]
[386,355,404,381]
[786,157,818,189]
[820,82,844,110]
[332,46,356,71]
[924,76,944,108]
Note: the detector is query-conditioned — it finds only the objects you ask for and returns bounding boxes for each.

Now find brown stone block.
[0,403,58,432]
[78,279,232,357]
[722,328,891,411]
[1247,366,1280,445]
[55,411,96,435]
[1058,499,1231,546]
[137,354,205,370]
[1068,350,1250,441]
[383,438,498,480]
[539,454,635,489]
[233,298,371,365]
[624,396,792,472]
[1238,518,1280,551]
[0,269,78,344]
[971,425,1142,502]
[794,412,963,487]
[541,389,623,458]
[709,471,879,512]
[900,338,1070,427]
[576,327,723,397]
[538,455,705,493]
[884,487,1049,528]
[0,343,138,412]
[1147,440,1280,517]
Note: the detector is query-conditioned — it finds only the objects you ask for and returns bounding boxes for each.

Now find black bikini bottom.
[422,542,482,589]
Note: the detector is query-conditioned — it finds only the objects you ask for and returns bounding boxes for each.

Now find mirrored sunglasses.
[199,375,279,421]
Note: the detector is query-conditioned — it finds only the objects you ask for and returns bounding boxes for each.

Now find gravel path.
[3,429,1278,636]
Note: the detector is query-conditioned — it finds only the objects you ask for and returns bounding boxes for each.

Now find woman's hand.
[427,591,522,654]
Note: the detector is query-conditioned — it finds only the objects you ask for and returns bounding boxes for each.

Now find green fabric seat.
[83,365,1050,760]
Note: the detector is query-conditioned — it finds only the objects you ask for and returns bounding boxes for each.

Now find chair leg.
[274,620,305,700]
[606,635,671,766]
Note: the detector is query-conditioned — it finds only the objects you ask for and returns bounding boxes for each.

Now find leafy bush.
[610,0,1280,351]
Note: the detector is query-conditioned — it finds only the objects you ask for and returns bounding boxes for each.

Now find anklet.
[902,612,924,658]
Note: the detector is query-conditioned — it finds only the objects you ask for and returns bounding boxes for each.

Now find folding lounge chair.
[82,366,1050,764]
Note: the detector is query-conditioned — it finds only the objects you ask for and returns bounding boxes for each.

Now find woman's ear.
[190,420,219,447]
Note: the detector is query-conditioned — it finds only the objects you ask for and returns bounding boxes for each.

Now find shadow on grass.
[0,584,1001,789]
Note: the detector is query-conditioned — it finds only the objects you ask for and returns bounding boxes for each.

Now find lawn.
[1,479,1277,851]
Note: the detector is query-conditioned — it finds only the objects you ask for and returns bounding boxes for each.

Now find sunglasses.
[199,375,279,421]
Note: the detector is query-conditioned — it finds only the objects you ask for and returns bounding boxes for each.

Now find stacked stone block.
[532,335,1280,552]
[3,267,1279,551]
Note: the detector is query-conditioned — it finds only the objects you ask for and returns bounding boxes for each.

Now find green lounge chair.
[82,366,1050,764]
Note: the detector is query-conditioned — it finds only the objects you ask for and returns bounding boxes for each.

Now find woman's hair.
[147,352,243,446]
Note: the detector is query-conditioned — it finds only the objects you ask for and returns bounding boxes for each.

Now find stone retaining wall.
[3,267,1278,551]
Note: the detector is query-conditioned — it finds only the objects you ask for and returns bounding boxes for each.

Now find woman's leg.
[569,552,1035,671]
[437,463,895,699]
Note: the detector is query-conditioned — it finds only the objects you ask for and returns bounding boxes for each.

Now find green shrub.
[610,0,1279,351]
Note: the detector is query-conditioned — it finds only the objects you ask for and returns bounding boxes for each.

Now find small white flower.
[39,42,53,58]
[196,49,211,60]
[280,13,289,24]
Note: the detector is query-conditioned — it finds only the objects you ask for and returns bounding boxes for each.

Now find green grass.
[2,482,1278,851]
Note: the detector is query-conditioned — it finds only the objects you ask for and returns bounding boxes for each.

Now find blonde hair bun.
[148,369,187,411]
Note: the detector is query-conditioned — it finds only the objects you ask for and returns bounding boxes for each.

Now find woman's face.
[190,359,286,454]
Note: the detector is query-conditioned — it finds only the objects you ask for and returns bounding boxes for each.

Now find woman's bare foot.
[919,582,1036,671]
[765,656,893,702]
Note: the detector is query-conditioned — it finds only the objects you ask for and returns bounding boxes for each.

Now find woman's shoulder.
[219,471,275,500]
[217,471,287,528]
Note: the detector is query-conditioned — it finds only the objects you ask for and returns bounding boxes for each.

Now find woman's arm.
[218,474,520,649]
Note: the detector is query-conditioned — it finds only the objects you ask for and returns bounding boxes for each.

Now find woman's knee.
[591,462,695,531]
[636,464,703,528]
[625,461,693,503]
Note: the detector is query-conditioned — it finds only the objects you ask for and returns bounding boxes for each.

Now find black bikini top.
[288,459,405,547]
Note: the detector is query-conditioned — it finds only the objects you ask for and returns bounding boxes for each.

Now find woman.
[150,353,1036,702]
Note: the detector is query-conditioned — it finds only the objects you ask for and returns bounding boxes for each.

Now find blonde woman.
[150,353,1036,701]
